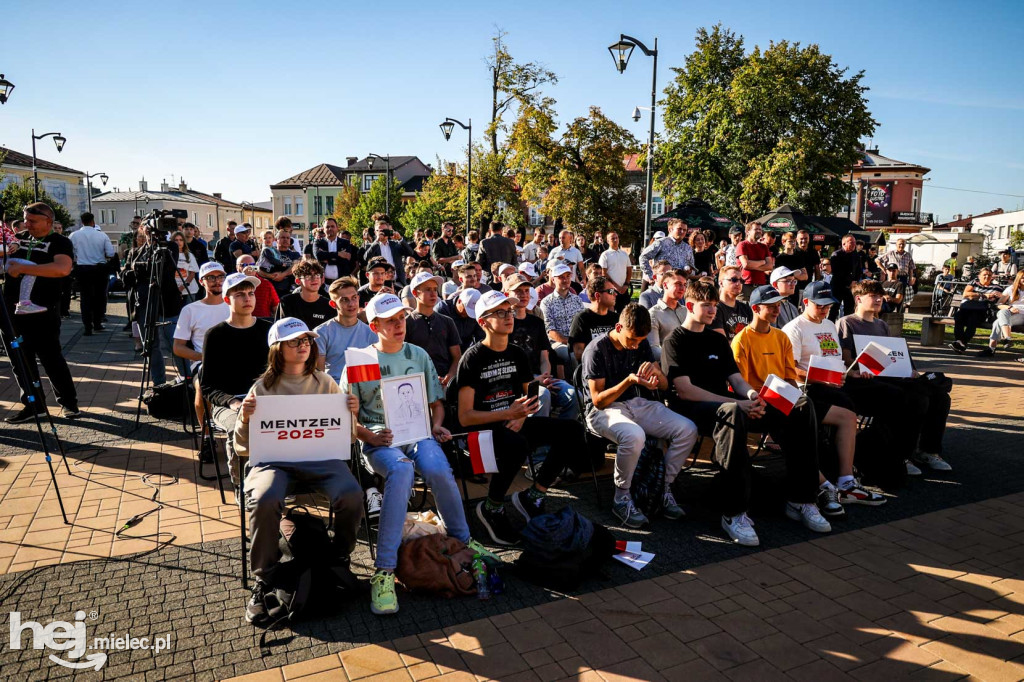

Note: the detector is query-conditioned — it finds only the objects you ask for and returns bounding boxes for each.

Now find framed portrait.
[380,372,432,447]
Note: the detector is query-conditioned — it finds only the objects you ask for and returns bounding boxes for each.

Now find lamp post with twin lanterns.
[608,34,658,244]
[439,118,471,233]
[366,154,391,216]
[31,129,67,201]
[0,74,14,105]
[85,172,108,213]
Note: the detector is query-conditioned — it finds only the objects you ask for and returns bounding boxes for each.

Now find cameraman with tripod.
[2,203,81,422]
[125,214,185,386]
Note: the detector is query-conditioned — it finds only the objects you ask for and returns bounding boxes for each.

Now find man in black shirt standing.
[455,290,586,546]
[201,272,272,484]
[664,280,821,547]
[2,203,81,422]
[569,275,619,362]
[828,234,862,321]
[477,221,518,277]
[278,260,333,330]
[430,222,461,277]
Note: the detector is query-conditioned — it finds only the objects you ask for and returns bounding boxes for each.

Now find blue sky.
[2,0,1022,223]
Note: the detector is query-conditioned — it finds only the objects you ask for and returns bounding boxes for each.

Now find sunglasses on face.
[724,277,742,284]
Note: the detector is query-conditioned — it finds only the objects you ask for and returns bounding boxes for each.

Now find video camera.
[142,209,188,241]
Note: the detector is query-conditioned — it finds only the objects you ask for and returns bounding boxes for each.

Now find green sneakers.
[466,538,502,565]
[370,571,398,615]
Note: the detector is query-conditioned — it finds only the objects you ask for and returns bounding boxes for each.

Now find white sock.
[819,480,835,491]
[838,475,855,489]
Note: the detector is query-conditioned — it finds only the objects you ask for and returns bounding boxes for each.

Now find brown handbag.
[395,534,477,598]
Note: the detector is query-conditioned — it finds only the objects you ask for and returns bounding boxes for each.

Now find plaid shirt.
[879,250,915,277]
[639,237,695,279]
[539,289,585,337]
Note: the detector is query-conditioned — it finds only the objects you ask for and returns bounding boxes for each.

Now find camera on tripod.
[143,209,188,243]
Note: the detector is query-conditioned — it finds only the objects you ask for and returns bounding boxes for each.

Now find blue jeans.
[537,379,579,420]
[364,438,470,571]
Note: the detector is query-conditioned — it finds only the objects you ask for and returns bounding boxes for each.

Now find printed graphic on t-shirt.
[815,333,841,357]
[479,359,520,412]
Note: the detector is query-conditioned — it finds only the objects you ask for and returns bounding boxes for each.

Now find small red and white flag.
[345,346,381,383]
[758,374,802,416]
[806,355,846,387]
[854,341,894,376]
[615,540,642,554]
[468,431,498,474]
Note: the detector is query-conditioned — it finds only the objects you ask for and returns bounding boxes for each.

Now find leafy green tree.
[347,175,406,237]
[403,164,472,233]
[486,30,558,155]
[332,182,363,241]
[1009,228,1024,252]
[509,105,643,236]
[657,24,877,221]
[1,177,75,229]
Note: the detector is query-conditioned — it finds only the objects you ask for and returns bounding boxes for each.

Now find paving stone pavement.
[1,300,1023,680]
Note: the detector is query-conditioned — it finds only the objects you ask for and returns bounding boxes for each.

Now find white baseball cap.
[653,230,666,239]
[451,259,466,270]
[549,262,572,278]
[233,224,250,234]
[199,262,225,279]
[365,292,412,323]
[769,266,797,285]
[527,287,538,311]
[471,290,512,320]
[410,271,445,292]
[223,272,261,295]
[497,263,517,277]
[268,317,319,345]
[518,261,538,278]
[457,288,481,316]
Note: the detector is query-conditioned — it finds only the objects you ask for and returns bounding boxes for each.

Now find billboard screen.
[863,182,893,226]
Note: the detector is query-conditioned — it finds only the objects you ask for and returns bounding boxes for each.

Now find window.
[111,209,116,225]
[208,213,213,228]
[325,196,334,215]
[912,188,920,213]
[314,195,322,216]
[347,174,358,186]
[998,226,1006,239]
[284,198,292,215]
[363,174,380,191]
[295,196,304,216]
[192,211,198,225]
[529,207,542,226]
[99,209,106,224]
[651,199,664,216]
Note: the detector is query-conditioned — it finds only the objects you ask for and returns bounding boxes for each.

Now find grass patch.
[902,320,1024,351]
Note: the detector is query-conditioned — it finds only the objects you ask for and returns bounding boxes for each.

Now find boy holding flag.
[341,292,496,616]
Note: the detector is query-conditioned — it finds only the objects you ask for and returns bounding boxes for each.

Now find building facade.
[0,146,87,218]
[839,149,933,233]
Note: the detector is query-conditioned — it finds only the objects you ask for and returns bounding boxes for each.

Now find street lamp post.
[439,119,472,233]
[0,74,15,105]
[85,171,108,213]
[134,191,150,217]
[31,129,67,201]
[240,201,255,227]
[609,34,658,245]
[366,154,391,216]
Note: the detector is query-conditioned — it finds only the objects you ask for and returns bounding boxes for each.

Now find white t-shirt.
[781,315,843,370]
[549,245,583,280]
[173,300,230,356]
[522,241,541,263]
[599,248,631,287]
[1002,285,1024,308]
[176,253,200,296]
[324,238,339,281]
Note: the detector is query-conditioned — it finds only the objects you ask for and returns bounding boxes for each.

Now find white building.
[969,209,1024,253]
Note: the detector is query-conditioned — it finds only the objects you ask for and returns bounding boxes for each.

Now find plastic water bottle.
[488,565,505,595]
[472,554,491,600]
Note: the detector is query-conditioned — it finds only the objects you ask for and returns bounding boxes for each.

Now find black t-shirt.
[3,230,74,312]
[406,311,462,376]
[229,240,254,257]
[200,319,272,407]
[278,293,334,330]
[436,300,486,351]
[664,326,739,397]
[510,313,551,375]
[569,309,618,352]
[775,251,805,275]
[358,283,385,307]
[711,299,753,342]
[581,334,656,411]
[455,343,532,414]
[693,249,716,276]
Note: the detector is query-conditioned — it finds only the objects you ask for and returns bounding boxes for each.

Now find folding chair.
[195,366,230,504]
[568,365,609,507]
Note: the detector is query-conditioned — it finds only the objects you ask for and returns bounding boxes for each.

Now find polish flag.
[758,374,802,416]
[345,346,381,383]
[806,355,846,387]
[468,431,498,474]
[854,341,893,376]
[615,540,642,554]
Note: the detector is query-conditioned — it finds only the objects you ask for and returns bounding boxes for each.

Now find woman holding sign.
[341,292,499,617]
[233,317,364,628]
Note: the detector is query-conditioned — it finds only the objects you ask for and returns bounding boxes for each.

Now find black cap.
[804,281,839,305]
[749,285,786,305]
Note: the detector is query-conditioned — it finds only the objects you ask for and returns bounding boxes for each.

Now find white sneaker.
[914,452,952,472]
[786,502,832,533]
[366,487,383,517]
[722,513,759,546]
[905,459,922,476]
[15,300,46,315]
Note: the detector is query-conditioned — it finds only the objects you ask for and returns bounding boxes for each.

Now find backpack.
[630,439,666,519]
[395,533,477,597]
[259,507,359,624]
[853,420,906,490]
[142,379,188,421]
[514,507,616,591]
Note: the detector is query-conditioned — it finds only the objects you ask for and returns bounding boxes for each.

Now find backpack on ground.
[395,533,477,597]
[142,379,187,421]
[259,507,359,623]
[854,420,906,490]
[514,507,616,592]
[630,438,666,519]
